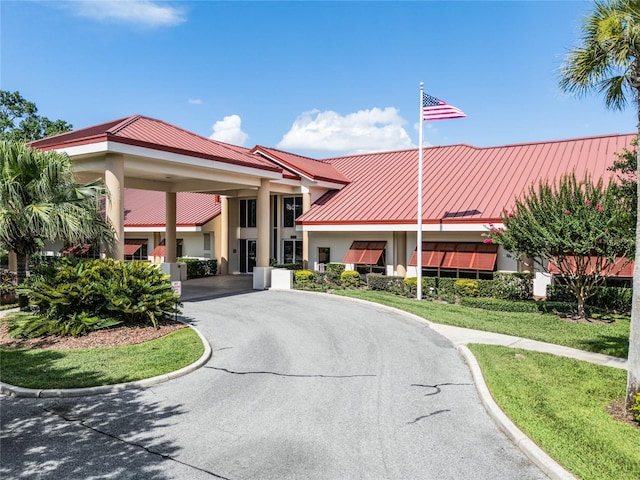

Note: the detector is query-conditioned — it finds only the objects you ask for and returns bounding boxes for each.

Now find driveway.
[1,289,548,479]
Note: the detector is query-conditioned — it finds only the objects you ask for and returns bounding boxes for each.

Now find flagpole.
[417,82,424,301]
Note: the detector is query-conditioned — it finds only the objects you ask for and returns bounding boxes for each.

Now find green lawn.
[332,290,629,358]
[0,327,204,389]
[469,344,640,480]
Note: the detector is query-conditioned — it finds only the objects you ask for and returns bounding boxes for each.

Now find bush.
[326,263,345,274]
[454,279,479,297]
[477,279,495,298]
[340,270,361,289]
[492,272,533,300]
[1,270,17,298]
[547,283,632,313]
[6,259,180,337]
[367,274,405,295]
[178,258,217,279]
[460,297,541,313]
[271,263,303,270]
[294,270,315,288]
[631,393,640,423]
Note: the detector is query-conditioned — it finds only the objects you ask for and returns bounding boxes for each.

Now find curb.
[0,324,212,398]
[458,345,576,480]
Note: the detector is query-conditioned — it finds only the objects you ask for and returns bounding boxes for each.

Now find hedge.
[177,258,218,279]
[547,284,632,313]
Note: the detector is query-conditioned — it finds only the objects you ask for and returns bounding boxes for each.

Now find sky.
[1,0,637,159]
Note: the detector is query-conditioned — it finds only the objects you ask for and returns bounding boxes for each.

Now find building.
[30,115,636,293]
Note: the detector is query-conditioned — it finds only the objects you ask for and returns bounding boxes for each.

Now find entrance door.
[239,239,257,273]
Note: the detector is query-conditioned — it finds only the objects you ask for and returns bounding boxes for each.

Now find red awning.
[123,244,143,255]
[342,241,386,264]
[409,242,498,271]
[150,239,182,258]
[548,256,634,277]
[150,245,166,257]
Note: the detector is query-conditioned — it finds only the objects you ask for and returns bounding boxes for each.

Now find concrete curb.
[0,324,212,398]
[458,345,576,480]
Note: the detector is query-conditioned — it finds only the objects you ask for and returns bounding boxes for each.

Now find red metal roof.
[30,115,280,173]
[251,146,350,185]
[298,134,636,226]
[124,189,220,227]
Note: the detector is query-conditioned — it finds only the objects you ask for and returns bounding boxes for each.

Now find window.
[318,247,330,264]
[283,239,303,264]
[123,239,148,261]
[283,197,303,227]
[240,199,257,228]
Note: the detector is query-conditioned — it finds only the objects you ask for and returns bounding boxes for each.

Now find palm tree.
[559,0,640,409]
[0,141,114,308]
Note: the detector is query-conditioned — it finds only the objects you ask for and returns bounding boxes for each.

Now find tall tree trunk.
[627,101,640,409]
[16,253,28,310]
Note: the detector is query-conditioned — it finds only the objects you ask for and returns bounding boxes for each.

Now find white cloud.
[277,107,416,155]
[209,115,249,146]
[188,98,203,105]
[72,1,186,27]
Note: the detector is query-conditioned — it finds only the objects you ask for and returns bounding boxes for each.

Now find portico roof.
[30,115,280,173]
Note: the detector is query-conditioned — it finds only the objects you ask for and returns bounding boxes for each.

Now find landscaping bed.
[0,319,185,350]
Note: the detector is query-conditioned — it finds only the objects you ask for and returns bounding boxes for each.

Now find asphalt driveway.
[1,289,548,479]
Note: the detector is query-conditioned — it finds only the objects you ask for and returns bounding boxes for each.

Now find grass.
[0,328,204,389]
[468,344,640,480]
[332,290,629,358]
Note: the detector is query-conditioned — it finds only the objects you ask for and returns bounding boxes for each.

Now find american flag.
[422,93,466,121]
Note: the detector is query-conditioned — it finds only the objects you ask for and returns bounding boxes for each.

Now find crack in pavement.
[41,406,232,480]
[207,366,376,378]
[407,409,451,424]
[410,382,472,396]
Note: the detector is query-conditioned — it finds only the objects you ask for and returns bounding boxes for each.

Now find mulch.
[0,319,186,350]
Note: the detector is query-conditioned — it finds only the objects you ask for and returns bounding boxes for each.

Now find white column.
[219,196,229,274]
[257,179,270,268]
[165,192,177,263]
[104,154,124,260]
[302,189,311,269]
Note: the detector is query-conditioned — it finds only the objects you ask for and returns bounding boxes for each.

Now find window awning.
[409,242,498,271]
[123,240,146,256]
[548,256,634,277]
[342,241,386,264]
[150,239,183,257]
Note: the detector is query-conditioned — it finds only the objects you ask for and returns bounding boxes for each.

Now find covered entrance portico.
[30,115,284,288]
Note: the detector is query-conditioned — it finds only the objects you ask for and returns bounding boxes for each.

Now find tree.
[488,172,634,318]
[0,142,114,308]
[0,90,72,142]
[559,0,640,409]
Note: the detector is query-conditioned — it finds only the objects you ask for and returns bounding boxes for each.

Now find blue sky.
[2,0,636,158]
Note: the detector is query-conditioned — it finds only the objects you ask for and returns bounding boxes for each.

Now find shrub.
[271,263,303,270]
[460,297,540,313]
[326,263,345,274]
[178,258,217,278]
[631,393,640,423]
[492,272,533,300]
[294,269,315,288]
[1,270,17,300]
[547,284,632,313]
[367,274,405,295]
[6,259,180,337]
[340,270,361,289]
[454,279,479,297]
[477,279,495,298]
